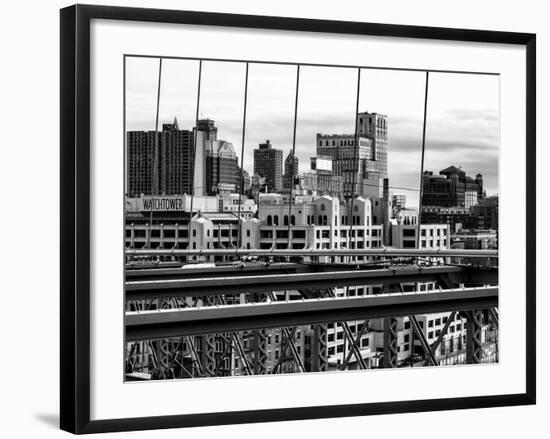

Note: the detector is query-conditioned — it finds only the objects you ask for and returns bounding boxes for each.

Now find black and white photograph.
[124,56,500,381]
[1,0,545,436]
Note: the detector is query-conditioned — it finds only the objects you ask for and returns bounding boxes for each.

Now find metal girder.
[125,265,498,300]
[230,333,252,376]
[310,324,328,372]
[409,315,437,366]
[215,295,252,376]
[253,329,268,374]
[127,248,498,258]
[125,262,391,282]
[186,336,204,377]
[489,308,499,327]
[465,310,483,364]
[301,290,328,372]
[422,311,457,366]
[126,263,310,282]
[169,339,189,378]
[282,327,305,373]
[200,334,216,376]
[340,322,367,370]
[126,287,498,341]
[251,292,268,374]
[199,296,217,376]
[146,340,158,369]
[267,291,305,374]
[383,284,401,368]
[341,320,369,370]
[383,317,398,368]
[323,288,367,370]
[271,327,304,374]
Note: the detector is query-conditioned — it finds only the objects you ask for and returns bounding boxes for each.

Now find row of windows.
[318,139,357,147]
[420,228,447,237]
[266,215,295,226]
[314,241,381,249]
[420,239,448,248]
[265,214,371,227]
[315,229,372,239]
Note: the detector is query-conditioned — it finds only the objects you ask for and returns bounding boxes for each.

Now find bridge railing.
[123,249,499,380]
[125,248,498,258]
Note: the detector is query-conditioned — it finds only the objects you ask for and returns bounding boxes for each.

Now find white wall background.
[0,0,546,437]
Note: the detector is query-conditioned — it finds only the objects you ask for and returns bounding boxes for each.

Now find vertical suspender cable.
[348,68,362,255]
[342,68,362,365]
[417,71,430,250]
[286,65,300,249]
[188,60,202,257]
[149,58,163,237]
[237,63,250,251]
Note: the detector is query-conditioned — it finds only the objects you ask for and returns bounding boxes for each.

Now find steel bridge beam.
[126,286,498,341]
[310,324,328,372]
[383,317,398,368]
[126,263,315,282]
[127,248,498,258]
[341,320,369,370]
[465,310,484,364]
[409,315,437,366]
[125,265,497,300]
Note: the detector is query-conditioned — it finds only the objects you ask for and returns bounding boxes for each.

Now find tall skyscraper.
[315,112,388,199]
[283,151,299,191]
[356,111,388,179]
[194,119,240,196]
[205,140,239,195]
[253,140,283,192]
[237,168,251,195]
[160,119,195,196]
[127,130,157,196]
[316,133,374,198]
[127,118,194,197]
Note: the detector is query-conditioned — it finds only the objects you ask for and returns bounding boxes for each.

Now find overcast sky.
[126,57,499,208]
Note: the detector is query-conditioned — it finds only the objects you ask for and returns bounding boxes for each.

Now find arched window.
[341,216,345,225]
[284,215,289,226]
[318,215,322,225]
[323,215,328,226]
[354,204,359,212]
[267,215,272,226]
[291,215,295,226]
[320,204,326,211]
[274,215,279,226]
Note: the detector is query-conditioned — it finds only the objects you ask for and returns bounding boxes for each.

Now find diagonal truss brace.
[267,292,305,374]
[409,315,437,366]
[341,320,369,370]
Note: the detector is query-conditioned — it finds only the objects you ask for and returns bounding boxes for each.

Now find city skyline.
[125,57,499,208]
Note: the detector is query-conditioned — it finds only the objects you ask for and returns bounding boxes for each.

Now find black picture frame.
[60,4,536,434]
